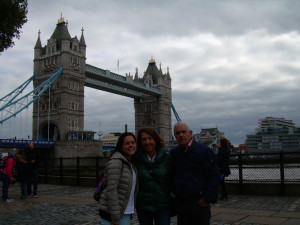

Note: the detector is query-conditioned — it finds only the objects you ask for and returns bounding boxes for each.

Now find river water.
[226,164,300,182]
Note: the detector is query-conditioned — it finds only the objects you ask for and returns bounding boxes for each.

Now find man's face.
[174,124,193,149]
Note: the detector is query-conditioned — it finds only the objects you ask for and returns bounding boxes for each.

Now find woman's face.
[140,132,157,156]
[122,135,137,158]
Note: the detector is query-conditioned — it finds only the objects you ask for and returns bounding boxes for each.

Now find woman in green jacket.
[135,127,172,225]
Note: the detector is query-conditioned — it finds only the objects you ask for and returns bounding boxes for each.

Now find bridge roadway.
[0,138,115,151]
[0,139,54,149]
[0,183,299,225]
[85,64,162,98]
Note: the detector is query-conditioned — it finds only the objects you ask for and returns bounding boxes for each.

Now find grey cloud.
[1,0,300,145]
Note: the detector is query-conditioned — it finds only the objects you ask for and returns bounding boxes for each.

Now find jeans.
[100,214,131,225]
[0,171,10,201]
[176,199,211,225]
[28,169,38,195]
[137,209,170,225]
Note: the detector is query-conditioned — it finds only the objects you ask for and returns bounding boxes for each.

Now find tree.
[0,0,28,53]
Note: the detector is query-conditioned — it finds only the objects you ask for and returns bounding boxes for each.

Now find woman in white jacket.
[99,132,138,225]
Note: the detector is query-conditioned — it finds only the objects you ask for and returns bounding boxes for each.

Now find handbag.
[94,159,124,202]
[93,173,105,202]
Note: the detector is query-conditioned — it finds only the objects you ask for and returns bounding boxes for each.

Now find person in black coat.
[26,143,40,197]
[171,122,219,225]
[217,138,231,200]
[15,153,29,199]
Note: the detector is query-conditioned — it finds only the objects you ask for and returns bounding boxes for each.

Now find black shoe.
[219,196,228,200]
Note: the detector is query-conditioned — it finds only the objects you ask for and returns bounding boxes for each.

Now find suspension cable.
[37,98,39,140]
[48,86,51,141]
[26,98,28,139]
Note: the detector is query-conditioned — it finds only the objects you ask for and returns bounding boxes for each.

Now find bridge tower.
[32,16,86,141]
[134,58,172,143]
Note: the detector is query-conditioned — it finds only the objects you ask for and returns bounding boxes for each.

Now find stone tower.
[32,16,86,141]
[134,58,172,143]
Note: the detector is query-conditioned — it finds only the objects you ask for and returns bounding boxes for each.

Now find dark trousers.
[137,209,170,225]
[220,177,228,198]
[27,169,38,195]
[0,171,10,201]
[20,180,27,197]
[176,199,211,225]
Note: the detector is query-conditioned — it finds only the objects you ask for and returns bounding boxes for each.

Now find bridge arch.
[39,121,60,141]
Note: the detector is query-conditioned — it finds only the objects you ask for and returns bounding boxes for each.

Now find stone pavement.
[0,183,300,225]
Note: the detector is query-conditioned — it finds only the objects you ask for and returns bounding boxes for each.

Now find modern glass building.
[246,117,300,152]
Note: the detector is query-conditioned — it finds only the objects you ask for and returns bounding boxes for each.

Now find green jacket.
[134,147,172,213]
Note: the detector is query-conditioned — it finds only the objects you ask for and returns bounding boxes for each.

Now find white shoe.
[5,199,13,203]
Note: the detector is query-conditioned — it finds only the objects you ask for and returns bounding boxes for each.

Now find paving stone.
[274,211,300,219]
[213,213,247,222]
[0,183,299,225]
[236,209,277,217]
[239,216,288,225]
[280,218,300,225]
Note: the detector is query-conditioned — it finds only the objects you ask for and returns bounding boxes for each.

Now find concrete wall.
[226,182,300,197]
[38,140,103,160]
[54,141,103,158]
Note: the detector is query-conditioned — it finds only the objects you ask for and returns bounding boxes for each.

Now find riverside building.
[193,127,224,145]
[246,117,300,152]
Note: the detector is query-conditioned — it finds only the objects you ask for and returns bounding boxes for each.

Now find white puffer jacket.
[99,151,138,221]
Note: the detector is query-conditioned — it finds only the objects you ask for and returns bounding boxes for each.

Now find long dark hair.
[220,138,229,148]
[137,127,165,153]
[112,132,136,156]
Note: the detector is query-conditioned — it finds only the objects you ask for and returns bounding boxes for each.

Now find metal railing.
[38,156,110,186]
[226,151,300,183]
[34,151,299,193]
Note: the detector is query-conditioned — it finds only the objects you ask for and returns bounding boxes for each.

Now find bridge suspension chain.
[171,104,181,122]
[0,67,63,125]
[0,75,34,109]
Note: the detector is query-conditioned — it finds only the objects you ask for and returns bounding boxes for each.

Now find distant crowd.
[0,143,40,203]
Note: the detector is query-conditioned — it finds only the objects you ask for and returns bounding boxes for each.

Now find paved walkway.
[0,183,300,225]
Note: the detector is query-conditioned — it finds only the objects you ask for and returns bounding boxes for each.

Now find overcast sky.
[1,0,300,145]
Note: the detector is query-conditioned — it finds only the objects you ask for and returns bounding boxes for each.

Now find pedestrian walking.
[217,138,231,200]
[0,151,16,203]
[15,153,29,199]
[26,143,40,197]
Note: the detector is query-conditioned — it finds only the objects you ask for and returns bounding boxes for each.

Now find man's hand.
[111,220,120,225]
[198,199,209,207]
[10,177,16,185]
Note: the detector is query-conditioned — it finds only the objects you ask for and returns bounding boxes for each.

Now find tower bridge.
[0,16,175,155]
